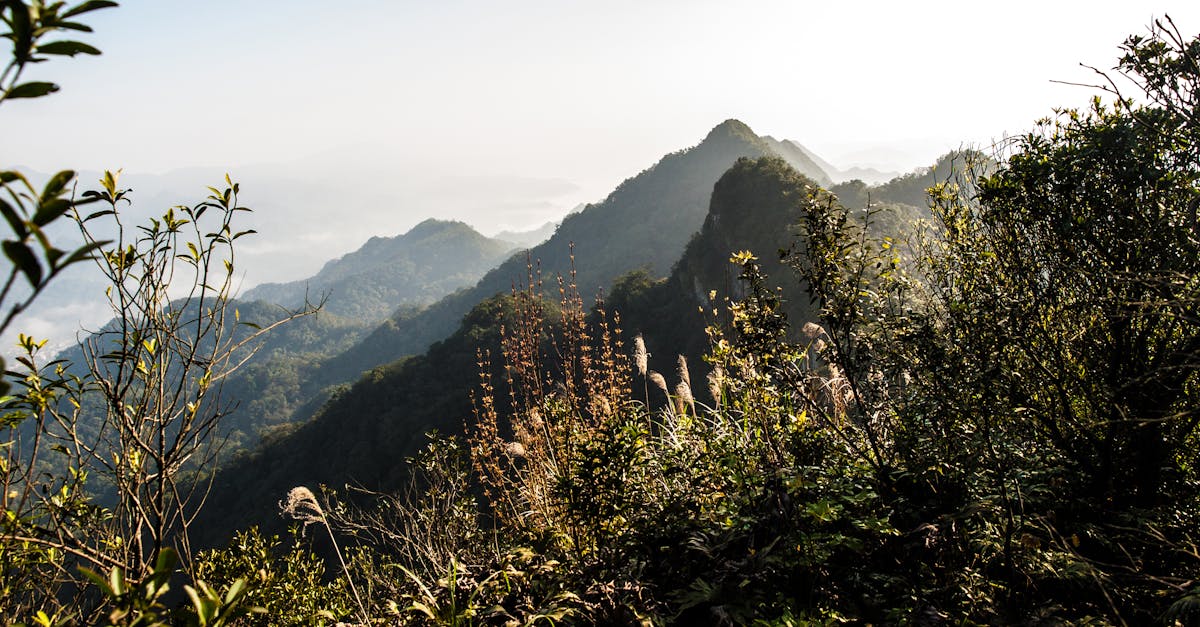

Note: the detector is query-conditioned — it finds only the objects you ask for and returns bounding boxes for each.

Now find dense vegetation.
[5,2,1200,624]
[322,23,1198,621]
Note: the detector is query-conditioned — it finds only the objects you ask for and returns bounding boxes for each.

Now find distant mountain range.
[764,136,899,185]
[1,135,899,357]
[313,119,826,383]
[46,218,529,459]
[493,220,559,248]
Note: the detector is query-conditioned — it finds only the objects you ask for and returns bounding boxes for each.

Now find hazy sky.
[4,1,1200,226]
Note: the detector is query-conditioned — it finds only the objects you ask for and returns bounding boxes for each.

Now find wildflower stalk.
[281,487,369,625]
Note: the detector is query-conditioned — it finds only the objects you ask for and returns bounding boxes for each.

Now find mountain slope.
[243,219,516,320]
[761,136,834,187]
[196,293,523,543]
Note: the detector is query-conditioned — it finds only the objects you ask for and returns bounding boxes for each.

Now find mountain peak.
[408,217,462,235]
[703,119,759,143]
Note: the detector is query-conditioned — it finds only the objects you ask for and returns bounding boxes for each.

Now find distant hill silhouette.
[761,136,834,187]
[493,220,559,248]
[244,219,515,321]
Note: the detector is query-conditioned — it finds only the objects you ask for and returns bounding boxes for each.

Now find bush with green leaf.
[192,527,359,626]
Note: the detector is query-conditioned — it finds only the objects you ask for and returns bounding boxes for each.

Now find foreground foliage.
[299,20,1200,624]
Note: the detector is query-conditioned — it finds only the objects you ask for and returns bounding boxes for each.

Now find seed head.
[675,381,694,416]
[504,441,527,458]
[633,335,648,376]
[676,355,691,390]
[707,367,724,404]
[281,486,325,527]
[648,371,669,394]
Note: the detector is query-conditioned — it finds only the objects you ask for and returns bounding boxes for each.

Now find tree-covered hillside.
[613,156,827,371]
[613,155,928,410]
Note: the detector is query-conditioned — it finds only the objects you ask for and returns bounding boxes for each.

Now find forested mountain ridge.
[36,119,847,477]
[614,156,829,365]
[196,148,940,561]
[243,218,516,320]
[314,119,832,384]
[192,121,879,490]
[200,137,948,507]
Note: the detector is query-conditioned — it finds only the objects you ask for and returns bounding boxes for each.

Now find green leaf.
[61,1,119,19]
[3,241,43,287]
[0,198,27,238]
[9,0,33,63]
[184,585,205,619]
[83,208,114,222]
[407,601,437,620]
[223,578,247,605]
[78,566,114,598]
[36,40,101,56]
[100,169,120,197]
[4,82,60,99]
[60,240,108,267]
[52,21,94,33]
[154,547,179,574]
[32,197,70,226]
[109,566,126,597]
[40,170,75,201]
